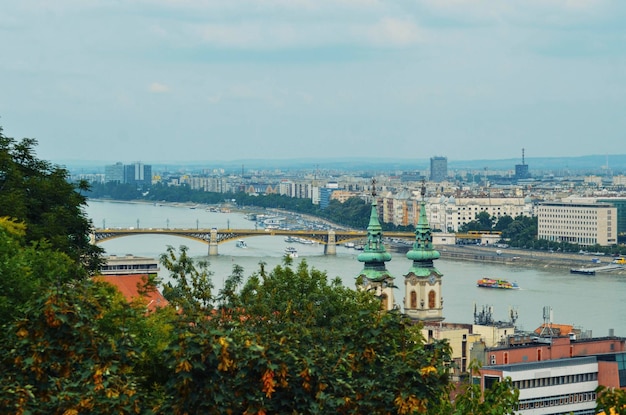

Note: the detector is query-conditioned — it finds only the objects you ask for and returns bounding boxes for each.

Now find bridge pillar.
[209,228,219,256]
[324,230,337,256]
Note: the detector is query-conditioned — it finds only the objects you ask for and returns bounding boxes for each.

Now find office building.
[430,157,448,182]
[104,162,152,187]
[104,162,125,183]
[537,201,617,246]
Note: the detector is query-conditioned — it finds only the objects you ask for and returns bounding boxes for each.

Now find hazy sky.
[1,1,625,164]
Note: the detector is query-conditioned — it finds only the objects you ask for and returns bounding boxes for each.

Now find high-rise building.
[430,156,448,182]
[515,148,531,180]
[104,162,152,186]
[104,162,125,183]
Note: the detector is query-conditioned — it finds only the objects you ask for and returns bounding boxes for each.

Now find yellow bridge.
[92,228,419,256]
[92,228,489,256]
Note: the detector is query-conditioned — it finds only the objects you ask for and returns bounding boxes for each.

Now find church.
[355,181,510,379]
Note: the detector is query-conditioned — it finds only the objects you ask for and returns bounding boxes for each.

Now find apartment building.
[537,201,617,246]
[379,193,532,231]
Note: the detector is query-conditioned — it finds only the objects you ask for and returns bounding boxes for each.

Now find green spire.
[406,184,440,273]
[356,181,392,283]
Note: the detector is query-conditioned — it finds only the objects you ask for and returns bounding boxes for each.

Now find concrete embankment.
[435,245,626,275]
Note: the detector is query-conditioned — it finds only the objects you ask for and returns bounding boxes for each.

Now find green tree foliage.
[596,386,626,415]
[501,215,538,248]
[157,250,453,414]
[0,126,102,275]
[0,281,145,414]
[430,361,519,415]
[0,218,78,326]
[160,245,215,317]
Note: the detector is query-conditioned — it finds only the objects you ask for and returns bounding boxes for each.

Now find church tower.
[404,183,444,322]
[356,180,395,311]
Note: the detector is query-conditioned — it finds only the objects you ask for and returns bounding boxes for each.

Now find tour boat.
[285,246,298,258]
[476,277,519,289]
[236,239,247,248]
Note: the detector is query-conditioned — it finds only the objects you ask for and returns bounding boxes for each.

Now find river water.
[86,200,626,337]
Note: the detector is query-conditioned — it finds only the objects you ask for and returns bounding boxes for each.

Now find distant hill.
[60,155,626,174]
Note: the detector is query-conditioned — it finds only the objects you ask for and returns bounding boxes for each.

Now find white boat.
[236,239,247,248]
[285,246,298,258]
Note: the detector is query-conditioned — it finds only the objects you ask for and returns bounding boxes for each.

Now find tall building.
[124,162,152,187]
[104,162,125,183]
[515,148,531,180]
[430,156,448,182]
[319,182,339,209]
[104,162,152,187]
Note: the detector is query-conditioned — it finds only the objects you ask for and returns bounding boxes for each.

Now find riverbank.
[436,245,626,275]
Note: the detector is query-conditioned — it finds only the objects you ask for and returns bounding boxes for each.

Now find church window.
[410,291,417,308]
[428,290,436,309]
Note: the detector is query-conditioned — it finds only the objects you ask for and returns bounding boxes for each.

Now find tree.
[596,386,626,415]
[0,217,78,327]
[494,215,513,232]
[159,245,215,317]
[429,360,519,414]
[0,280,145,414]
[0,126,103,276]
[157,252,453,414]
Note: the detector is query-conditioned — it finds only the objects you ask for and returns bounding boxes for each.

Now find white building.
[537,201,617,246]
[482,357,599,415]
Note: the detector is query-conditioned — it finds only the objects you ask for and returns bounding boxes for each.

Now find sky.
[1,0,625,165]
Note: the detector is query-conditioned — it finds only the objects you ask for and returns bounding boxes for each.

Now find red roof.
[96,274,168,312]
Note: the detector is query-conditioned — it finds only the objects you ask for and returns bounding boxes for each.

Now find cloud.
[417,0,612,26]
[361,17,423,47]
[148,82,171,93]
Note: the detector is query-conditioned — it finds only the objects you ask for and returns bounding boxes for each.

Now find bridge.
[92,228,419,256]
[91,228,493,256]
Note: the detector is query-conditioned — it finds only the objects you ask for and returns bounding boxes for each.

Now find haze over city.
[1,1,625,164]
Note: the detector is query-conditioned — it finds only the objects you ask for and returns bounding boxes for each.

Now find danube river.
[86,200,626,337]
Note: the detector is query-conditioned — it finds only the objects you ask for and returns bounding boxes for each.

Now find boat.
[284,236,297,243]
[236,239,247,248]
[477,278,519,289]
[285,246,298,258]
[570,268,595,275]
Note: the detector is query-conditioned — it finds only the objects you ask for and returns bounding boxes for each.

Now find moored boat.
[570,268,595,275]
[477,277,519,289]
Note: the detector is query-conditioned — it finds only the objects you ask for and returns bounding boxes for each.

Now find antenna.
[522,148,526,165]
[540,306,553,337]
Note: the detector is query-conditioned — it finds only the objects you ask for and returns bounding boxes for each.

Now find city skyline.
[1,1,625,164]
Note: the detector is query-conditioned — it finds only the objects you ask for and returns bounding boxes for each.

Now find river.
[86,200,626,337]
